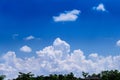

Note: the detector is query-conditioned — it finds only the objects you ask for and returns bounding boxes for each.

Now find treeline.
[1,70,120,80]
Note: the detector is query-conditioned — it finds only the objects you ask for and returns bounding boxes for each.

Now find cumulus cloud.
[116,40,120,46]
[20,45,32,53]
[93,3,106,12]
[53,9,80,22]
[25,35,35,40]
[0,38,120,79]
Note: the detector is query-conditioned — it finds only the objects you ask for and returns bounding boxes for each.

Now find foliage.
[0,75,6,80]
[1,70,120,80]
[82,72,89,79]
[101,70,120,80]
[14,72,34,80]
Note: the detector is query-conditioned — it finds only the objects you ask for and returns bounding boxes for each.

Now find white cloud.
[93,3,106,12]
[116,40,120,46]
[36,38,70,60]
[20,45,32,53]
[89,53,98,58]
[0,38,120,79]
[53,38,70,53]
[53,9,80,22]
[25,35,35,40]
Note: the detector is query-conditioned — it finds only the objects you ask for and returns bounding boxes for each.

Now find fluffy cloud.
[53,9,80,22]
[20,45,32,53]
[93,3,106,12]
[116,40,120,46]
[25,35,35,40]
[0,38,120,79]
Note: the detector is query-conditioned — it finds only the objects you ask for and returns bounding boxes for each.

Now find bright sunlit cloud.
[20,45,32,53]
[24,35,35,40]
[0,38,120,79]
[53,9,80,22]
[116,40,120,46]
[93,3,106,12]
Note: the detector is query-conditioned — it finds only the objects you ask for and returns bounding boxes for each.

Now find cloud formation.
[116,40,120,46]
[0,38,120,79]
[53,9,80,22]
[25,35,35,40]
[20,45,32,53]
[93,3,106,12]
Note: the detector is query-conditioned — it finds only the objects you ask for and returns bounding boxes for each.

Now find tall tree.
[0,75,6,80]
[82,72,89,79]
[15,72,34,80]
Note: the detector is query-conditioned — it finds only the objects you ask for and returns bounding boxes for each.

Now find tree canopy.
[1,70,120,80]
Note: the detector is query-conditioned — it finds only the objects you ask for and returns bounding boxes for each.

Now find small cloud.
[25,35,35,40]
[116,40,120,46]
[93,3,106,12]
[53,9,80,22]
[20,45,32,53]
[89,53,98,58]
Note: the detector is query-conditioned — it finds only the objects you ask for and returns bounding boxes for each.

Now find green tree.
[49,74,58,80]
[35,75,44,80]
[101,70,120,80]
[65,72,76,80]
[82,72,89,79]
[15,72,34,80]
[58,74,64,80]
[0,75,6,80]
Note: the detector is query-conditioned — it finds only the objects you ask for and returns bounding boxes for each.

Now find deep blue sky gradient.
[0,0,120,57]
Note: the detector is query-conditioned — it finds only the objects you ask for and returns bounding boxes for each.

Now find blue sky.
[0,0,120,56]
[0,0,120,79]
